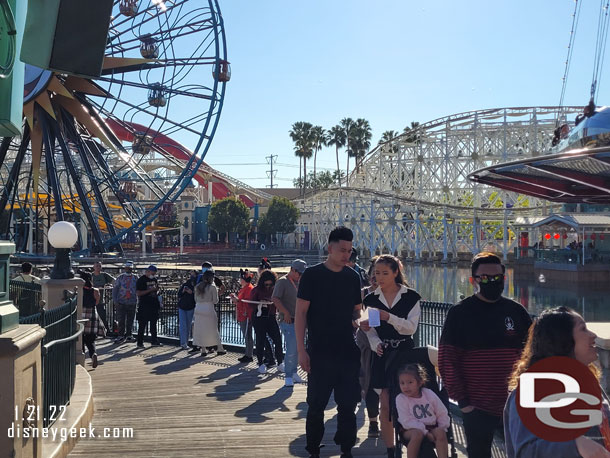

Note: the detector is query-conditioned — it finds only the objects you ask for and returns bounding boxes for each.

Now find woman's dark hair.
[508,307,596,390]
[397,363,428,387]
[195,269,215,294]
[328,226,353,244]
[374,255,407,286]
[79,271,93,288]
[257,269,276,288]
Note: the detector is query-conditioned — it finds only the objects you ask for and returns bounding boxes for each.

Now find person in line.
[136,265,162,347]
[13,262,40,283]
[296,226,363,458]
[193,269,226,356]
[80,271,101,368]
[360,255,421,458]
[251,269,283,374]
[91,261,115,335]
[272,259,307,387]
[504,306,610,457]
[256,258,276,367]
[112,261,138,344]
[177,270,197,350]
[347,248,368,288]
[230,269,255,363]
[355,257,381,438]
[439,252,532,458]
[396,363,449,458]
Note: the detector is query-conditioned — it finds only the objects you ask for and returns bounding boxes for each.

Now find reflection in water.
[401,265,610,323]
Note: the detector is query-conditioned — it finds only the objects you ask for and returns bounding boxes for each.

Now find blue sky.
[203,0,608,188]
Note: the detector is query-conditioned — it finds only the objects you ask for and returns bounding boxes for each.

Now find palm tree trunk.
[335,145,341,186]
[303,156,307,191]
[346,154,350,186]
[299,156,302,195]
[313,150,317,187]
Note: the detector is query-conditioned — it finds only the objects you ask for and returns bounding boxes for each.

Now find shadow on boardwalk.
[68,340,505,457]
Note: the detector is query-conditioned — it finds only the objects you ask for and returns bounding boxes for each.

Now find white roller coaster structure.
[298,106,584,261]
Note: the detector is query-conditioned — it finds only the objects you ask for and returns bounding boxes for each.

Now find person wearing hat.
[136,265,162,347]
[112,261,138,343]
[272,259,307,387]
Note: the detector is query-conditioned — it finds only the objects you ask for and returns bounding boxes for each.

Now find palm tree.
[289,122,314,193]
[352,118,372,173]
[340,117,355,185]
[403,121,421,144]
[311,125,326,187]
[327,125,346,186]
[380,130,399,154]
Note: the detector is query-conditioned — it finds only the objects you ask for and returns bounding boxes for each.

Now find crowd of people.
[13,223,610,458]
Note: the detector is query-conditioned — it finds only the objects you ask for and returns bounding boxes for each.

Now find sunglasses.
[474,274,504,284]
[264,282,274,287]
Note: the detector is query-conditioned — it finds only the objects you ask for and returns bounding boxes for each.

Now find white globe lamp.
[48,221,79,279]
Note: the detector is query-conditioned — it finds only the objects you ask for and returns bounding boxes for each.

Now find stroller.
[390,346,458,458]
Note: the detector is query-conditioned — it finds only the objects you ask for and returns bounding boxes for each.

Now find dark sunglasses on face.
[474,274,504,284]
[264,282,273,287]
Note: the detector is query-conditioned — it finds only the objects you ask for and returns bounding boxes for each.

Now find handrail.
[42,320,85,355]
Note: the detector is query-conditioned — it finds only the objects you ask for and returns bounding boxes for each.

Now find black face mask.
[479,281,504,301]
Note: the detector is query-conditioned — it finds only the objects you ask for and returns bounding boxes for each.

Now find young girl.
[360,255,421,458]
[396,364,449,458]
[193,269,226,356]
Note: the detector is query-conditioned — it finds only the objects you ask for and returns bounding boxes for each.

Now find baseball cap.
[291,259,307,274]
[124,260,134,267]
[147,265,158,272]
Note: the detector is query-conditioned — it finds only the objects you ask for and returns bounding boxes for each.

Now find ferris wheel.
[0,0,229,254]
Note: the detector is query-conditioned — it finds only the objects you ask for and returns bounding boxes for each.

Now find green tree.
[293,170,343,189]
[259,196,299,236]
[327,125,346,186]
[207,197,250,246]
[379,130,400,154]
[289,122,314,193]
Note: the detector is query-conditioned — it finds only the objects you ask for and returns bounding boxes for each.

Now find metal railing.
[10,280,42,317]
[102,283,454,349]
[19,298,78,427]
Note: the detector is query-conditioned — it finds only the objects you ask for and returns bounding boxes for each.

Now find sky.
[202,0,610,189]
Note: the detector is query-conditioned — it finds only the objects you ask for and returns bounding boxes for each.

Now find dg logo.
[516,356,602,442]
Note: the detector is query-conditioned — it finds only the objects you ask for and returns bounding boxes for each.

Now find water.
[402,264,610,323]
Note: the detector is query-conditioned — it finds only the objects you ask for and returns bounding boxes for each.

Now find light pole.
[48,221,78,279]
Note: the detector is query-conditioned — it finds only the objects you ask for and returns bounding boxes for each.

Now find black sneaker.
[368,421,380,438]
[136,343,144,348]
[238,356,253,363]
[216,350,227,356]
[340,454,353,458]
[151,341,163,347]
[189,346,200,353]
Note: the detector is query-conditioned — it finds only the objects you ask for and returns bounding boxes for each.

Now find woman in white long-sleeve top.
[359,255,421,458]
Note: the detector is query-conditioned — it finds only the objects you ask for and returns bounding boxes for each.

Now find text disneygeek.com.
[8,424,134,441]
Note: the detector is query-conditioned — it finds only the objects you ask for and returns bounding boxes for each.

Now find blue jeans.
[179,308,195,347]
[280,322,297,377]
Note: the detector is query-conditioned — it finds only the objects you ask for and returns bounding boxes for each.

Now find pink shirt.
[396,388,450,434]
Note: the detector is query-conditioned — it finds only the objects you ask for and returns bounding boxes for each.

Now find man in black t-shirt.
[296,227,362,458]
[136,265,162,347]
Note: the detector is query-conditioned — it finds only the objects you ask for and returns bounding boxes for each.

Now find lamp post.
[48,221,78,279]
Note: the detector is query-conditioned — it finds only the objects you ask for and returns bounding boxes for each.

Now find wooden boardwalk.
[68,339,504,458]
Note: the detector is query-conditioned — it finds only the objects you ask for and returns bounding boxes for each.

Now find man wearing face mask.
[136,265,162,347]
[438,252,532,458]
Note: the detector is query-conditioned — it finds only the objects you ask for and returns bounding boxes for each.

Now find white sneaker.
[284,377,294,387]
[278,362,285,373]
[292,373,305,383]
[257,364,267,374]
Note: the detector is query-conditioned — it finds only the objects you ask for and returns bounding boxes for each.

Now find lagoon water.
[402,264,610,323]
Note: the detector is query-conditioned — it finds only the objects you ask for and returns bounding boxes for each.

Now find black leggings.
[365,384,380,418]
[253,315,283,366]
[82,334,96,358]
